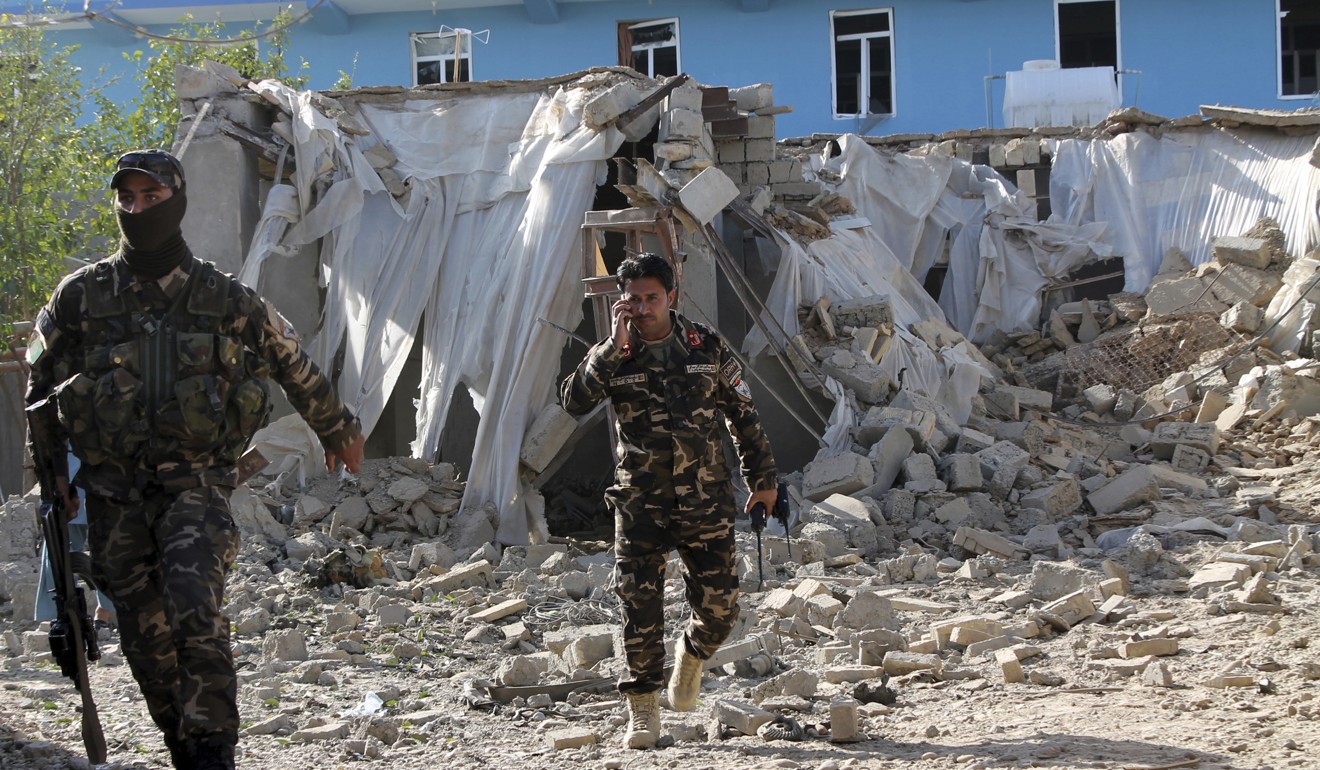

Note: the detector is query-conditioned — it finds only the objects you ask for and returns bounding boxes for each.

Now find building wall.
[22,0,1302,139]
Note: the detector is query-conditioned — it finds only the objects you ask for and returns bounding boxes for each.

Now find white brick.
[1087,466,1162,516]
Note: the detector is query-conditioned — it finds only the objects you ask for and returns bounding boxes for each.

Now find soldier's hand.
[611,297,634,349]
[327,433,365,475]
[745,488,777,515]
[55,477,79,520]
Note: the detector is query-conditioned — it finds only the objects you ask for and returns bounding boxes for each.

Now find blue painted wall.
[7,0,1300,137]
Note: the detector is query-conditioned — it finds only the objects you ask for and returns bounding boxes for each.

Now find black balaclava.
[117,187,189,279]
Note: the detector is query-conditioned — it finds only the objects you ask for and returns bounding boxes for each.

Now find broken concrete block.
[1144,276,1228,318]
[974,441,1030,480]
[1040,590,1096,627]
[868,427,915,492]
[882,651,940,676]
[1188,561,1251,591]
[1213,235,1272,269]
[763,587,805,618]
[469,598,528,625]
[1000,385,1053,412]
[942,454,983,492]
[713,700,775,736]
[520,403,578,475]
[422,560,494,594]
[982,390,1019,421]
[677,167,739,225]
[659,106,704,142]
[832,295,894,331]
[957,427,996,454]
[931,616,1004,650]
[805,593,846,627]
[1142,661,1174,687]
[823,666,886,684]
[856,406,936,449]
[829,698,861,742]
[583,82,645,129]
[1202,262,1282,307]
[834,591,896,631]
[821,359,893,404]
[547,729,596,750]
[934,498,973,527]
[730,82,774,112]
[1205,674,1257,689]
[996,648,1025,683]
[1022,524,1067,558]
[1020,477,1082,517]
[1170,444,1211,472]
[563,628,615,669]
[953,527,1028,560]
[1151,422,1219,460]
[1119,638,1179,659]
[1083,384,1118,415]
[902,453,939,483]
[1087,466,1162,516]
[803,452,875,501]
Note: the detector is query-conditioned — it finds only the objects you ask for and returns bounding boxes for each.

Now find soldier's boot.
[192,737,236,770]
[667,640,704,712]
[624,690,661,750]
[163,733,195,770]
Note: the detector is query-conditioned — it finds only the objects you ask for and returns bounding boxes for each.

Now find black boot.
[164,732,195,770]
[193,737,236,770]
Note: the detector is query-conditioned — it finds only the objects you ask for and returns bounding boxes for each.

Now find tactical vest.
[56,259,272,471]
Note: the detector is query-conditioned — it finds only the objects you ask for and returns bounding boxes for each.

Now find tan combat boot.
[624,690,661,749]
[668,641,704,712]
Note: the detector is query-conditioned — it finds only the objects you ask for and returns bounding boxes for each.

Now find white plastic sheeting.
[744,220,996,457]
[820,135,1108,343]
[1003,66,1119,129]
[1050,129,1320,293]
[245,80,625,544]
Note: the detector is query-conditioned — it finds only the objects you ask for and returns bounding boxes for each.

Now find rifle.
[28,431,107,764]
[749,481,792,592]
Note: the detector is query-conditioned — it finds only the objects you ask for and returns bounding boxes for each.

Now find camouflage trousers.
[611,480,739,694]
[85,483,240,747]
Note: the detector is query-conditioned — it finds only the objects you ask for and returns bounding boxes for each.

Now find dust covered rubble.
[5,251,1320,767]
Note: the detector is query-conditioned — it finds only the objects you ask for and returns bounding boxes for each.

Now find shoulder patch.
[720,358,741,382]
[26,308,54,364]
[686,364,717,374]
[734,378,753,400]
[267,304,301,341]
[686,329,704,348]
[609,374,646,387]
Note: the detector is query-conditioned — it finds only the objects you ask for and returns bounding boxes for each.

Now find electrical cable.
[85,0,330,46]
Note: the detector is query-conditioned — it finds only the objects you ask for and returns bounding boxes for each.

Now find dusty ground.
[0,483,1317,770]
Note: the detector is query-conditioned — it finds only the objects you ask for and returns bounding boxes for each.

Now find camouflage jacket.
[26,253,359,494]
[560,311,777,510]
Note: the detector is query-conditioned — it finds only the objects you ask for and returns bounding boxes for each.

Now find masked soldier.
[560,253,777,749]
[25,149,366,770]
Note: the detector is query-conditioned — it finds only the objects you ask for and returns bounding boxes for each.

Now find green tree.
[113,10,309,150]
[0,18,117,341]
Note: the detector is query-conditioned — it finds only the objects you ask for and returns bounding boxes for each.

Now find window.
[411,30,471,86]
[830,9,895,118]
[1281,0,1320,97]
[1056,0,1118,69]
[618,18,680,78]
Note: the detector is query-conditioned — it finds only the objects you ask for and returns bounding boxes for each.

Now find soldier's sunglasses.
[114,151,184,188]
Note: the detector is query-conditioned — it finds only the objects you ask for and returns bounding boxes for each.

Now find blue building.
[5,0,1316,137]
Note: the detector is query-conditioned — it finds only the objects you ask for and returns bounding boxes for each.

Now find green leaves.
[0,9,311,339]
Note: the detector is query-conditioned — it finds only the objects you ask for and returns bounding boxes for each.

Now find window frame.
[1278,0,1320,100]
[625,17,681,78]
[409,29,473,87]
[1054,0,1121,71]
[829,7,897,120]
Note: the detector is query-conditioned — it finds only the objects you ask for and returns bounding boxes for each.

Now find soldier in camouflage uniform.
[560,253,777,749]
[25,150,365,770]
